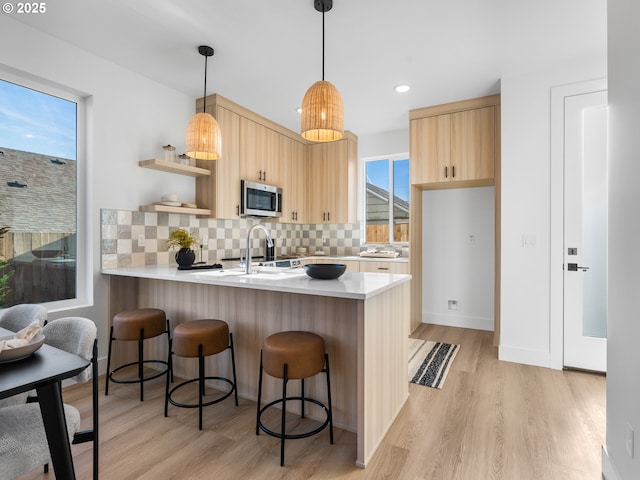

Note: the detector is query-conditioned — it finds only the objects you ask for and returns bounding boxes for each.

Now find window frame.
[361,153,410,246]
[0,68,91,311]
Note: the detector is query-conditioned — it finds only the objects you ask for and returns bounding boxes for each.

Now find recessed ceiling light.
[394,84,411,93]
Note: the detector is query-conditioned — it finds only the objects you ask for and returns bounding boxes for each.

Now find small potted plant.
[167,229,199,267]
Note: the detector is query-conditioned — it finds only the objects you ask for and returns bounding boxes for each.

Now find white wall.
[604,1,640,478]
[0,16,196,360]
[499,59,606,367]
[358,129,409,159]
[422,187,495,331]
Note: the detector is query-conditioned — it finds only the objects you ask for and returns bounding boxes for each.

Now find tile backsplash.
[101,209,367,269]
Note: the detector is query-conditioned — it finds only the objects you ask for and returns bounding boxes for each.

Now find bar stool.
[105,308,172,401]
[256,331,334,466]
[165,319,238,430]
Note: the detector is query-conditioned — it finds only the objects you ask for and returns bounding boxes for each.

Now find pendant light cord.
[203,54,208,113]
[322,8,325,81]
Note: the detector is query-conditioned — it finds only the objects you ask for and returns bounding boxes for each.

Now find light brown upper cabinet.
[410,95,499,188]
[306,133,358,224]
[195,103,241,219]
[195,95,306,220]
[240,117,281,186]
[194,94,358,223]
[281,135,307,223]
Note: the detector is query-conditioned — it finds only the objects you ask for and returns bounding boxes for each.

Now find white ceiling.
[10,0,606,137]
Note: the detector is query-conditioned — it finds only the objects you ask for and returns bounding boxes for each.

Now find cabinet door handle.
[377,267,389,271]
[327,212,330,222]
[323,212,326,222]
[236,204,239,216]
[445,166,448,178]
[452,166,455,178]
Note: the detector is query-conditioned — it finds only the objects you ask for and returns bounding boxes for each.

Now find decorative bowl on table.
[0,333,45,363]
[304,263,346,280]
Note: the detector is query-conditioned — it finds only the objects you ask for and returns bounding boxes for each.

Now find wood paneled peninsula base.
[102,265,411,467]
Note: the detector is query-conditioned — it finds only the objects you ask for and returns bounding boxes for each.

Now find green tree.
[0,209,13,306]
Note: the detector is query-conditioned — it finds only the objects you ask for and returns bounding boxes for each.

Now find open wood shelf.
[138,158,211,177]
[139,204,211,216]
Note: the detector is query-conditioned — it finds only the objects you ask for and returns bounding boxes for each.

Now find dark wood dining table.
[0,326,89,479]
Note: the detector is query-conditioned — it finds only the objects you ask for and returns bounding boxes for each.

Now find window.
[363,154,410,244]
[0,73,87,309]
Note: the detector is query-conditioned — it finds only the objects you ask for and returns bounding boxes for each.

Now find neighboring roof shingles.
[0,147,76,232]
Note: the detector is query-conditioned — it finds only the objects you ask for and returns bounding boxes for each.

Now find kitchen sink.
[197,267,305,280]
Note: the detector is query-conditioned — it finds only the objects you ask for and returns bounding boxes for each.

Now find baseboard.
[602,444,622,480]
[422,312,494,331]
[498,344,550,368]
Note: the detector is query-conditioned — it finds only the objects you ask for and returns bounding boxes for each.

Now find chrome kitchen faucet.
[245,224,273,274]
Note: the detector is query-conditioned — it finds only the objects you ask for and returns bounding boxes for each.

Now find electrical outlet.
[627,423,634,458]
[137,234,145,247]
[448,300,459,310]
[322,235,328,245]
[202,235,208,246]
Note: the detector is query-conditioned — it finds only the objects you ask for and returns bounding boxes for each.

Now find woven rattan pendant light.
[185,45,221,160]
[300,0,344,142]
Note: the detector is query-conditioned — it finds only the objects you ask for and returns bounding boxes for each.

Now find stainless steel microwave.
[240,180,282,218]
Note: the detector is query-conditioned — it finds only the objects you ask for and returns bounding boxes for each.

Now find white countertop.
[102,264,410,300]
[314,255,409,263]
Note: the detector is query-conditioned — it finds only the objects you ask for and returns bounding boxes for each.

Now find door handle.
[567,263,589,272]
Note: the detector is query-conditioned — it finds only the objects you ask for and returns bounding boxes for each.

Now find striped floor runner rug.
[408,339,460,389]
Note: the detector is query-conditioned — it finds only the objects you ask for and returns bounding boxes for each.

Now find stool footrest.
[167,376,235,409]
[109,360,170,385]
[257,397,331,440]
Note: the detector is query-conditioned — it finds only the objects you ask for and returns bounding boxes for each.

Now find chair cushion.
[0,403,80,479]
[173,319,229,358]
[112,308,166,341]
[262,331,326,380]
[0,304,47,332]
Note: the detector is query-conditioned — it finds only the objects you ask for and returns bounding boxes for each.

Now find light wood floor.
[17,324,605,480]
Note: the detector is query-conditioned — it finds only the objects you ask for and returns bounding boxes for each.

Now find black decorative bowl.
[304,263,347,280]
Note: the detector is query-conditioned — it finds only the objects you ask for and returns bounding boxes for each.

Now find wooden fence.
[365,223,409,243]
[0,232,76,306]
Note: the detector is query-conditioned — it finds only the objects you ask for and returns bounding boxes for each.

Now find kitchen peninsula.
[102,265,410,467]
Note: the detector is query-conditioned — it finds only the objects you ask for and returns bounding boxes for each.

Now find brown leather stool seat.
[256,331,334,466]
[165,319,238,430]
[105,308,172,402]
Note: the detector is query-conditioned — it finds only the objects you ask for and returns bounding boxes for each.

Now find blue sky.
[366,158,409,201]
[0,79,77,161]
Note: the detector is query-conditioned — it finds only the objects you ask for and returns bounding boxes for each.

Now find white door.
[563,90,608,372]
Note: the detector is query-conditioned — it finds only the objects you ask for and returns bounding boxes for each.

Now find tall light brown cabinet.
[194,94,357,225]
[306,133,358,224]
[409,94,501,342]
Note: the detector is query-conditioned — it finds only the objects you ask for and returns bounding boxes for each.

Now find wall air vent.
[7,180,27,188]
